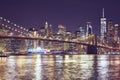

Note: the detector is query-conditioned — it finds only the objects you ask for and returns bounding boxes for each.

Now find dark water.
[0,54,120,80]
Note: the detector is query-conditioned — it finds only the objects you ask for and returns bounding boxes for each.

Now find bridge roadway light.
[65,38,68,41]
[9,32,13,36]
[49,37,53,40]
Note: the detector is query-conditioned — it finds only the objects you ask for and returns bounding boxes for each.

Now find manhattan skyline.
[0,0,120,35]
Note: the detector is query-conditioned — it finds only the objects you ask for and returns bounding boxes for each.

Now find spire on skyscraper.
[45,21,48,24]
[100,8,106,41]
[45,21,48,29]
[102,8,105,18]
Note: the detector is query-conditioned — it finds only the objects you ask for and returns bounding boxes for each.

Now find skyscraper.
[45,21,49,37]
[79,26,85,39]
[49,24,53,38]
[57,24,66,35]
[114,24,119,47]
[107,20,114,46]
[100,8,107,40]
[86,22,92,36]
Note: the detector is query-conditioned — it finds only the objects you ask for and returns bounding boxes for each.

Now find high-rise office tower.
[79,26,85,39]
[107,20,114,46]
[100,8,107,40]
[49,24,53,37]
[45,21,49,37]
[45,21,48,29]
[57,24,66,35]
[44,22,53,38]
[79,27,85,35]
[114,24,119,43]
[86,22,92,36]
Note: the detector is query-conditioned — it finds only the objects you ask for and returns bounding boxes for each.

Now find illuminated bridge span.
[0,17,120,54]
[0,34,119,51]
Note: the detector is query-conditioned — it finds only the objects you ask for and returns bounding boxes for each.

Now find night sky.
[0,0,120,35]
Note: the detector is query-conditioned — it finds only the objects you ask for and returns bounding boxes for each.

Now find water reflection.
[34,55,42,80]
[0,57,8,80]
[109,55,120,80]
[7,56,17,80]
[97,55,109,80]
[0,54,120,80]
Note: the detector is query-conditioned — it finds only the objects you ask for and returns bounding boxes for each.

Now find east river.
[0,54,120,80]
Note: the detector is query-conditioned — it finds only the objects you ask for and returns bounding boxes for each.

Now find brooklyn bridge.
[0,17,120,55]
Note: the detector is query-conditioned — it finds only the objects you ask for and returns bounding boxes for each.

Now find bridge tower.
[87,34,97,54]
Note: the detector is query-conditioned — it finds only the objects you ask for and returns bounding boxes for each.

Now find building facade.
[100,8,107,40]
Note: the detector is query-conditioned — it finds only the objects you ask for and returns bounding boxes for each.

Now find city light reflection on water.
[0,54,120,80]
